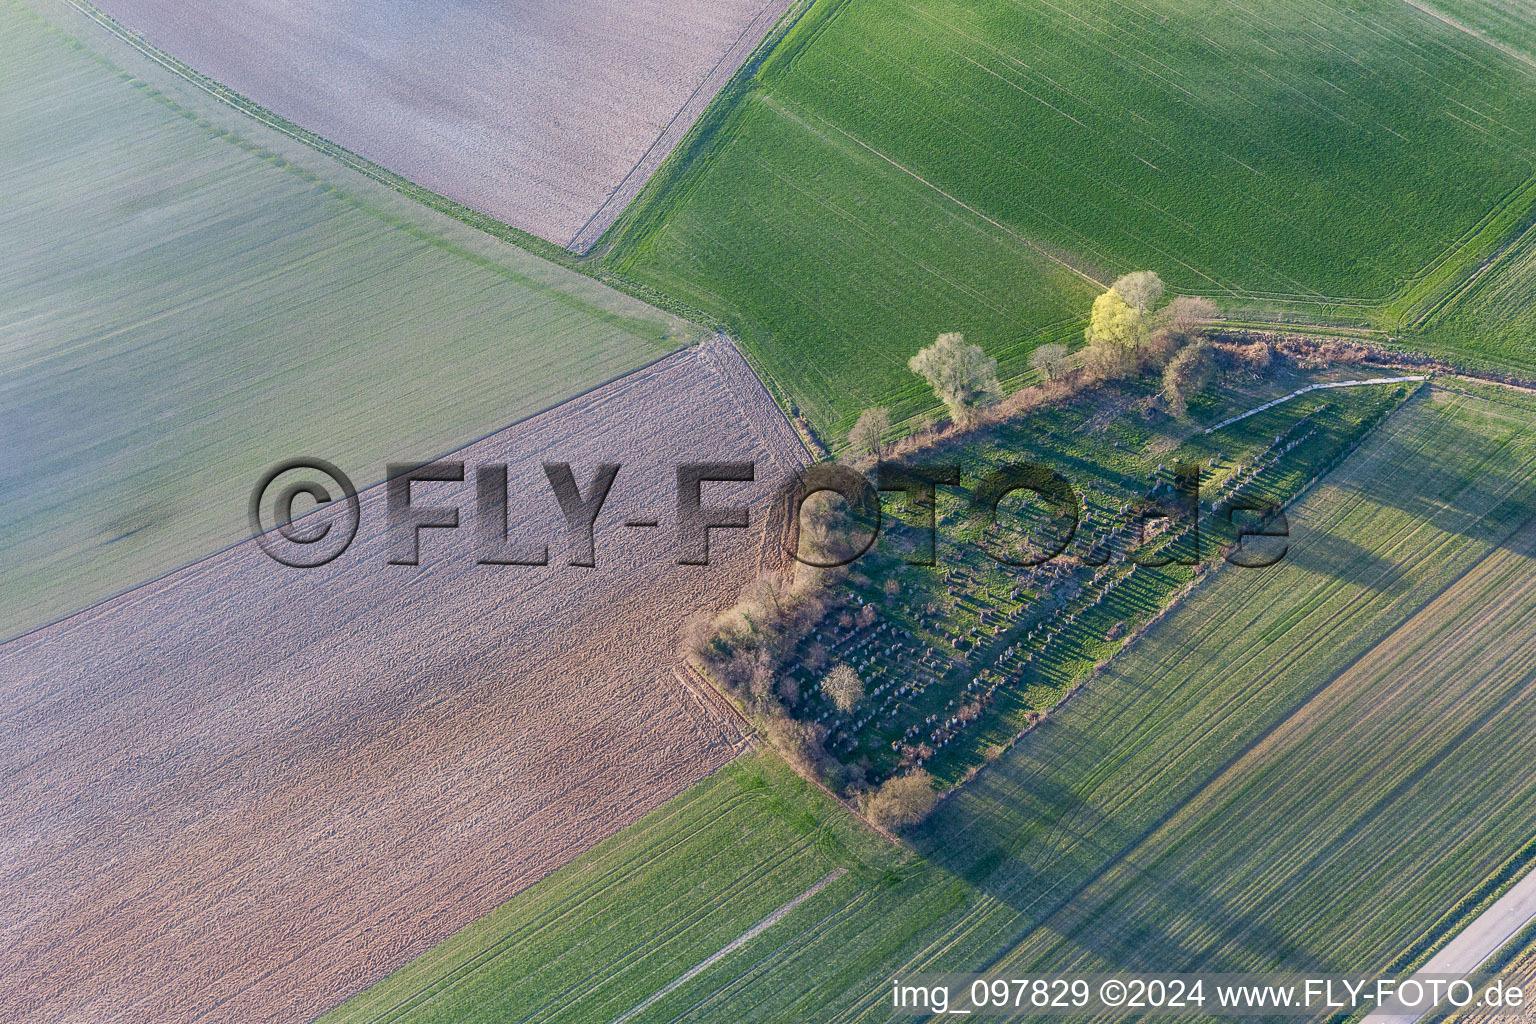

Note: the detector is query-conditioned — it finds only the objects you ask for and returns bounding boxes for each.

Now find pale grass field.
[1,0,700,641]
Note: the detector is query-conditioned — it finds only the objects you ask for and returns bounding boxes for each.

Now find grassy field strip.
[1203,376,1431,433]
[784,99,1106,287]
[318,387,1536,1023]
[529,838,827,1024]
[1417,216,1536,378]
[1361,848,1536,1024]
[1386,176,1536,330]
[905,390,1536,1015]
[316,783,768,1024]
[1396,0,1536,71]
[997,390,1531,871]
[1008,512,1536,973]
[366,796,816,1024]
[1419,0,1536,64]
[609,868,848,1024]
[822,388,1536,1003]
[655,883,888,1022]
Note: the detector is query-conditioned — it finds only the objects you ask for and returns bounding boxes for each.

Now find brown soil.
[0,338,805,1024]
[82,0,796,249]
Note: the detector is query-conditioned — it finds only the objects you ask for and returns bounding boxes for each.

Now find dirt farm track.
[0,338,805,1024]
[81,0,796,249]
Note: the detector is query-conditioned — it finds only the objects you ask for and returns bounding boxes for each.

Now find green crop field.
[604,0,1536,437]
[1413,0,1536,65]
[322,383,1536,1021]
[0,0,696,641]
[1415,217,1536,374]
[913,383,1536,996]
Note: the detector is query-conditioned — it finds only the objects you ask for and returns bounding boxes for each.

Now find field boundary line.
[606,868,848,1024]
[1395,0,1536,73]
[674,666,756,753]
[780,101,1105,289]
[1362,865,1536,1024]
[957,388,1514,979]
[567,0,798,253]
[0,340,691,650]
[1204,376,1429,433]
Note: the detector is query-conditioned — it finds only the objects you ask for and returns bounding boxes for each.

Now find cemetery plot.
[774,373,1416,789]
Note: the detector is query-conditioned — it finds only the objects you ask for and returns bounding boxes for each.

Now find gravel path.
[1364,868,1536,1024]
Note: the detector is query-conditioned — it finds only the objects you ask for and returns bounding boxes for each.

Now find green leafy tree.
[1085,289,1147,352]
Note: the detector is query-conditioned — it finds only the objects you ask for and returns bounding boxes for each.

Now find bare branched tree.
[908,332,1001,426]
[847,406,891,461]
[1163,339,1215,417]
[1029,343,1071,380]
[823,662,864,713]
[1111,270,1164,315]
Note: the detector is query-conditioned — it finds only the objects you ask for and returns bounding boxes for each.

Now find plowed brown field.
[79,0,796,249]
[0,338,804,1024]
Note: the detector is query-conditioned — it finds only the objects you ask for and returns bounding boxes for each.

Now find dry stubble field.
[0,338,805,1024]
[82,0,796,248]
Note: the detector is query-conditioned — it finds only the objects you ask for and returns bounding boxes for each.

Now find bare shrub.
[862,769,939,829]
[1163,340,1215,418]
[765,714,829,776]
[679,611,716,664]
[823,663,864,712]
[1236,341,1272,371]
[1084,336,1138,380]
[848,407,891,461]
[1029,343,1071,381]
[777,674,800,705]
[1156,294,1218,341]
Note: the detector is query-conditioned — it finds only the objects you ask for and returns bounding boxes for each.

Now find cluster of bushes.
[688,273,1307,833]
[847,272,1242,465]
[679,488,947,827]
[680,488,860,774]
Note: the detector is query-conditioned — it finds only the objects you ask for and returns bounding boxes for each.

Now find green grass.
[1413,217,1536,375]
[0,0,697,641]
[605,0,1536,437]
[1409,0,1536,67]
[322,383,1536,1021]
[909,384,1536,998]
